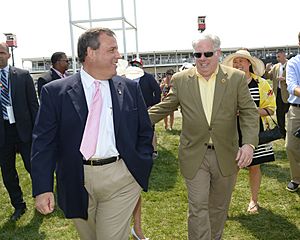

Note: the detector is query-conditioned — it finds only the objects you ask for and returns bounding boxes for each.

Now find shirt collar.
[80,67,109,89]
[196,65,219,80]
[51,67,66,78]
[0,65,9,73]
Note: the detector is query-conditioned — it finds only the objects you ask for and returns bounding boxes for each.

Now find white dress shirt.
[80,68,119,159]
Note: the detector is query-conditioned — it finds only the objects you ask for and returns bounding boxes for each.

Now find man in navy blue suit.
[0,42,38,221]
[37,51,70,97]
[31,27,153,239]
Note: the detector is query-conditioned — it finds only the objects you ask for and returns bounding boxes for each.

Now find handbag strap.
[264,108,279,126]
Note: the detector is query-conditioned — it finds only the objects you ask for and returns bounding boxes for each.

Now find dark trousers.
[276,89,290,137]
[0,121,31,210]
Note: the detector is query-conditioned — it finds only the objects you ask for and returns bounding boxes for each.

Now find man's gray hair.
[192,34,221,51]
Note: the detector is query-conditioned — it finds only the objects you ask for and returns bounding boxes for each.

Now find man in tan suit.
[148,34,259,240]
[264,49,290,137]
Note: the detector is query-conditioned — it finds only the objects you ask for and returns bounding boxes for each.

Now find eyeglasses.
[193,51,215,58]
[131,63,142,67]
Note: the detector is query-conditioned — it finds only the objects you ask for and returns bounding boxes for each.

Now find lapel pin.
[117,89,122,95]
[221,79,226,83]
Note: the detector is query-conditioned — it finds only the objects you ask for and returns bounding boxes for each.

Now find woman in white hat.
[223,49,276,213]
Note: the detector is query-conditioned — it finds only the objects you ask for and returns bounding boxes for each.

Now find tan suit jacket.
[149,65,259,179]
[265,63,289,103]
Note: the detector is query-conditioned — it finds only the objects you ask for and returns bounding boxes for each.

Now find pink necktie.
[80,81,103,160]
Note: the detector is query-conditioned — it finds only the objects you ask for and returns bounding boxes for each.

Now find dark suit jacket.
[37,68,63,97]
[0,66,39,146]
[138,72,161,108]
[31,73,153,219]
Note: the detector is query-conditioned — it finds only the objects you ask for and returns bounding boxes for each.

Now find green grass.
[0,116,299,239]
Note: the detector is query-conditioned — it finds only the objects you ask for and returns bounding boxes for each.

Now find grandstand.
[23,45,299,81]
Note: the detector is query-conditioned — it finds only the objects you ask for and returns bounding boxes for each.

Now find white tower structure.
[67,0,139,73]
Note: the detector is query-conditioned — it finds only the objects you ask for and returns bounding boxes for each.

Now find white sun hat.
[222,49,265,76]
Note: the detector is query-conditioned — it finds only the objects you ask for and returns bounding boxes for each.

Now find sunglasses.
[131,63,142,67]
[193,51,215,58]
[59,59,69,63]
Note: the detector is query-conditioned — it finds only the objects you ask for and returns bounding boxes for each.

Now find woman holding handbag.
[223,49,276,213]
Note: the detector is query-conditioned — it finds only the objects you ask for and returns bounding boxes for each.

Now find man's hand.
[35,192,55,215]
[235,144,254,168]
[265,63,272,73]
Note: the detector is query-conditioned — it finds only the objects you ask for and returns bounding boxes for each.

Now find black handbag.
[258,109,284,145]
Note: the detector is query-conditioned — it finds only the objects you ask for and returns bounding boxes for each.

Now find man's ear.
[86,47,96,62]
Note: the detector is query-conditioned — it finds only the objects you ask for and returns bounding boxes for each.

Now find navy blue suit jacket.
[138,72,161,108]
[31,72,153,219]
[0,66,38,146]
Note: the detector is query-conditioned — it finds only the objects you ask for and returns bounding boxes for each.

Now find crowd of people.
[0,28,299,240]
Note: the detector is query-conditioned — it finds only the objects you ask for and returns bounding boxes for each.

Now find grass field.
[0,115,299,239]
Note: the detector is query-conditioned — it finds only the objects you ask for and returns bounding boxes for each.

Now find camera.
[294,127,300,139]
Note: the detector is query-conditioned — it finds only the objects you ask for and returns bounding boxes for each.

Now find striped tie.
[1,69,9,119]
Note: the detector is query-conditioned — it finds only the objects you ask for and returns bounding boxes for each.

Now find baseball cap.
[130,57,143,66]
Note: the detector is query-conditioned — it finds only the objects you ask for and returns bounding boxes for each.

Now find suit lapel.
[187,69,209,126]
[211,66,228,123]
[109,77,124,136]
[67,73,88,126]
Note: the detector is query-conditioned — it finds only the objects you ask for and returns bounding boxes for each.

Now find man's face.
[194,39,220,79]
[0,44,10,69]
[57,54,69,72]
[276,52,286,64]
[89,33,121,79]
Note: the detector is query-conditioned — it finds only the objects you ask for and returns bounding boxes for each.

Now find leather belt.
[207,144,215,150]
[291,103,300,108]
[83,155,121,166]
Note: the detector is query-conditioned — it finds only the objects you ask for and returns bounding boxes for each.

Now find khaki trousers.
[286,106,300,184]
[185,149,237,240]
[73,159,141,240]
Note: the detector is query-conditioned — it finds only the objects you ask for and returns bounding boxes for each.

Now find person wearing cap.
[223,49,276,213]
[128,57,160,240]
[149,33,259,239]
[285,32,300,193]
[129,57,161,159]
[160,69,175,130]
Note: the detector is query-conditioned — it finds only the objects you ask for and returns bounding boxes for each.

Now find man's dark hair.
[77,27,115,63]
[277,49,285,54]
[51,52,66,65]
[166,69,175,75]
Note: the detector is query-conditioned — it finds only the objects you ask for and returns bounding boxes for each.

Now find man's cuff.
[247,144,255,150]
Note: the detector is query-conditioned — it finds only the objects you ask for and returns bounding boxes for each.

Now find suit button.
[208,127,212,131]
